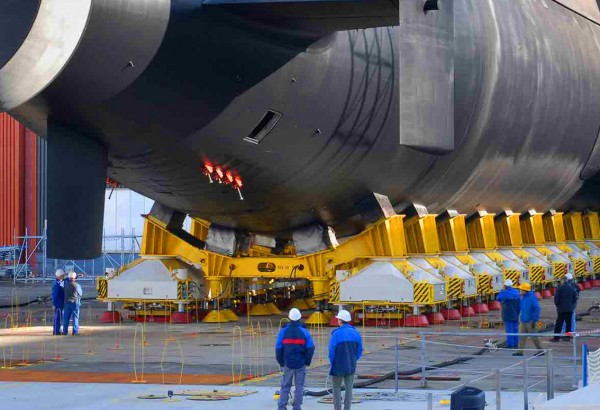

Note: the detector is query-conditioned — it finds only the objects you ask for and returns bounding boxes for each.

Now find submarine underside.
[2,0,600,258]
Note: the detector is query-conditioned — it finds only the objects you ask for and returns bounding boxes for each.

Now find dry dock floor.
[0,281,599,409]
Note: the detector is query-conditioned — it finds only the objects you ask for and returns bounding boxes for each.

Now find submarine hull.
[2,0,600,256]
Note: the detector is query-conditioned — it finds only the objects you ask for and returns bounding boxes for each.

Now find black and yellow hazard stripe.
[476,275,492,295]
[574,259,587,278]
[446,277,463,299]
[529,265,545,283]
[552,262,566,280]
[504,269,520,285]
[329,281,340,303]
[97,278,108,299]
[593,256,600,274]
[177,281,187,300]
[413,282,433,304]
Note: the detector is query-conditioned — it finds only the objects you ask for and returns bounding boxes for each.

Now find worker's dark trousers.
[53,307,62,335]
[553,312,573,340]
[332,374,354,410]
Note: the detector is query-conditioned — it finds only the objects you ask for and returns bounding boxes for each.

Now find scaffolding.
[12,224,47,284]
[7,224,142,283]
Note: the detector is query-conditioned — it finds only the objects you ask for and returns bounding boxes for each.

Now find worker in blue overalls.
[51,269,66,335]
[497,279,521,349]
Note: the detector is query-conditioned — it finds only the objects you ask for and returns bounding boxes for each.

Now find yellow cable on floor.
[11,289,19,328]
[2,315,14,369]
[132,322,146,383]
[231,326,244,384]
[160,336,184,385]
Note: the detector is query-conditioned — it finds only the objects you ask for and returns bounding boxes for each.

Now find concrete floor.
[0,382,551,409]
[0,281,599,408]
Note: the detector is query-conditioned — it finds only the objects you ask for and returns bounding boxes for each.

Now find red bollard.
[441,309,462,320]
[171,312,193,324]
[402,315,430,327]
[100,311,122,323]
[426,312,445,325]
[460,306,476,317]
[488,301,502,311]
[472,303,489,314]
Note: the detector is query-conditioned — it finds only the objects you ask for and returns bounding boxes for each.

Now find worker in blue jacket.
[51,269,66,335]
[513,282,543,356]
[275,308,315,410]
[496,279,521,349]
[329,309,362,410]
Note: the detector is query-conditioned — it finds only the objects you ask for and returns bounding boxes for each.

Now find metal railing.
[356,330,600,410]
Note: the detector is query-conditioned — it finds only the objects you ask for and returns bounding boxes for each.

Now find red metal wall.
[0,113,37,246]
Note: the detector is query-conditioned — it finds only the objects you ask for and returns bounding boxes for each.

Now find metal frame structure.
[7,223,142,283]
[12,224,47,284]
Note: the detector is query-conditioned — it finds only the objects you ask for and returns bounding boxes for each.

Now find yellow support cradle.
[466,211,497,250]
[495,211,523,247]
[520,210,545,246]
[583,212,600,240]
[564,212,585,242]
[543,211,566,243]
[102,205,600,326]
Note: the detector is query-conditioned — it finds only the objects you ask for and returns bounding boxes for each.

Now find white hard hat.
[289,308,302,321]
[566,273,573,280]
[504,279,513,287]
[55,269,65,278]
[336,309,352,323]
[68,272,77,279]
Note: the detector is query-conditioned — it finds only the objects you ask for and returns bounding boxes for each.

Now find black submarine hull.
[1,0,600,257]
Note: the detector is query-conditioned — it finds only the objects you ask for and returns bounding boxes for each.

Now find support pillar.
[203,300,230,323]
[306,279,331,325]
[47,122,107,259]
[249,302,272,316]
[221,299,239,321]
[202,278,231,323]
